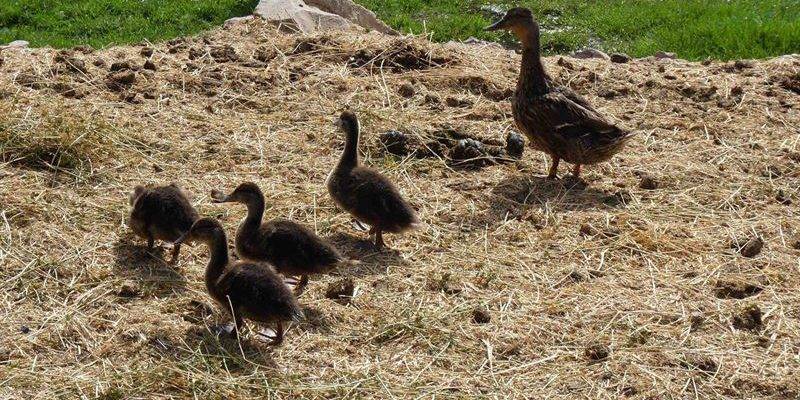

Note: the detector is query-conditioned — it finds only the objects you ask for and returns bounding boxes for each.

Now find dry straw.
[0,18,799,398]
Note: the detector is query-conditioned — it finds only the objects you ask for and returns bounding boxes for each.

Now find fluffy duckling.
[486,8,635,179]
[211,182,342,294]
[327,111,419,248]
[175,218,303,345]
[128,183,199,264]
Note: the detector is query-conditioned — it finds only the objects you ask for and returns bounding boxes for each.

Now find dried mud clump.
[349,39,451,72]
[209,45,238,62]
[714,278,763,299]
[471,306,491,324]
[731,236,764,258]
[732,304,763,331]
[105,70,136,92]
[325,278,356,304]
[681,354,719,374]
[584,342,610,362]
[379,130,410,156]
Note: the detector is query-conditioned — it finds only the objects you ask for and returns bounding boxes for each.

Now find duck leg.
[572,164,582,178]
[271,322,285,346]
[375,229,385,249]
[169,243,181,265]
[146,235,155,250]
[547,156,560,179]
[294,275,309,296]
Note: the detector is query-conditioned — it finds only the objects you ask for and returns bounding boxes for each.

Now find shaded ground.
[0,19,799,398]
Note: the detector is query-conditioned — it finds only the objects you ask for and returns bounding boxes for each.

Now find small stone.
[472,306,491,324]
[20,325,30,334]
[571,48,610,60]
[639,174,658,190]
[654,51,677,60]
[584,342,610,361]
[739,237,764,258]
[325,278,355,304]
[143,59,157,71]
[610,53,631,63]
[732,304,762,331]
[398,83,416,98]
[505,131,525,159]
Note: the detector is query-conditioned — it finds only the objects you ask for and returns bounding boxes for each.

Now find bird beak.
[174,232,189,246]
[484,18,507,32]
[210,189,230,203]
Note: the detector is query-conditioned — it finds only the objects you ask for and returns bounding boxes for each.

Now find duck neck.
[517,25,550,96]
[242,194,265,230]
[337,123,360,171]
[204,231,229,297]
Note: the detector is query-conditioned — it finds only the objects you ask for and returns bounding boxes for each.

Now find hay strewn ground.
[1,19,799,398]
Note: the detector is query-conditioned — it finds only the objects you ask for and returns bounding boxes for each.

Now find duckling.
[485,8,635,179]
[327,111,419,248]
[211,182,342,294]
[174,218,303,345]
[128,183,199,264]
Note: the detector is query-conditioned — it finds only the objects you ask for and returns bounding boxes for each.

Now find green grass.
[354,0,800,60]
[1,0,798,60]
[0,0,257,49]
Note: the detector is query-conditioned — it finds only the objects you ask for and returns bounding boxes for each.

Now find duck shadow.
[326,232,409,277]
[484,175,616,225]
[180,323,279,371]
[112,235,188,297]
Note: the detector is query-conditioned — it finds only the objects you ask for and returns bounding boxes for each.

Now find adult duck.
[486,8,634,179]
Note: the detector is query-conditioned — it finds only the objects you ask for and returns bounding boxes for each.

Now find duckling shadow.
[485,175,612,223]
[326,232,409,277]
[112,236,188,297]
[296,305,333,334]
[180,324,279,370]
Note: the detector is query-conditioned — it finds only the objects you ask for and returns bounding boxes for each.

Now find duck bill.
[174,232,189,246]
[210,189,231,203]
[484,19,506,32]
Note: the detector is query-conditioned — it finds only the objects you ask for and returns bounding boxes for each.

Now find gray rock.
[256,0,395,34]
[224,15,255,29]
[3,40,29,49]
[571,48,610,60]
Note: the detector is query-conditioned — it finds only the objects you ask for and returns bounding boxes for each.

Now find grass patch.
[355,0,800,60]
[0,0,258,49]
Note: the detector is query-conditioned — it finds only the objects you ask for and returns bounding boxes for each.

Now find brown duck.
[175,218,303,345]
[211,182,342,294]
[486,8,635,179]
[327,111,419,249]
[128,183,199,264]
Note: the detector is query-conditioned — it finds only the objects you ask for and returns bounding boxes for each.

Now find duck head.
[174,217,224,245]
[484,7,539,44]
[335,111,360,136]
[211,182,263,204]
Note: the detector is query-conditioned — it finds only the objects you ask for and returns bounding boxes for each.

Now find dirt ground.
[1,19,799,399]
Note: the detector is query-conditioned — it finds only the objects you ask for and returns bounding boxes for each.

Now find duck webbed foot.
[351,219,370,232]
[256,322,285,346]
